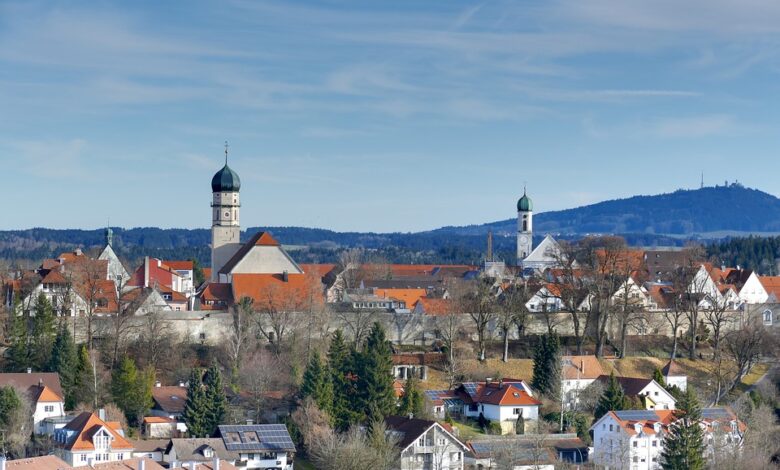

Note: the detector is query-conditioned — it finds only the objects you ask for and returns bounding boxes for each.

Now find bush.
[487,421,503,435]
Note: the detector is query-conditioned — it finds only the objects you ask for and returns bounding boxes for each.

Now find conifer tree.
[7,304,31,372]
[328,329,360,430]
[531,332,561,398]
[357,323,396,419]
[653,368,666,387]
[301,351,334,415]
[111,356,153,427]
[47,324,78,409]
[203,361,227,436]
[594,372,627,420]
[398,373,424,418]
[182,368,208,437]
[73,344,96,408]
[32,293,56,368]
[661,386,705,470]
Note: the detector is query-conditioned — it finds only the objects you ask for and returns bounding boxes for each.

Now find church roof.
[523,235,562,264]
[218,231,284,274]
[211,164,241,192]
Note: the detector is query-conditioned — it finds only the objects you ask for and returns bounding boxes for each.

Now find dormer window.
[203,447,214,458]
[94,429,112,450]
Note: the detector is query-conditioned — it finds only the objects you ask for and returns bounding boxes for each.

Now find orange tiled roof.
[374,288,427,308]
[759,276,780,299]
[562,356,605,380]
[477,383,541,406]
[412,298,454,315]
[41,270,68,284]
[231,272,323,310]
[61,412,133,451]
[164,261,194,271]
[143,416,176,424]
[33,385,64,403]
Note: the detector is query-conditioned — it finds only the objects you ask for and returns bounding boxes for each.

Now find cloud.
[11,138,88,179]
[651,114,741,138]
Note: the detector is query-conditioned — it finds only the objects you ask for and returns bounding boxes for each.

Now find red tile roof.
[231,273,323,310]
[412,298,454,315]
[476,383,541,406]
[164,261,194,271]
[61,412,133,451]
[152,386,187,414]
[2,455,71,470]
[562,356,605,380]
[374,288,427,308]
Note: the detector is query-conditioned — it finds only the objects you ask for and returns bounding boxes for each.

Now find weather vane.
[224,140,229,164]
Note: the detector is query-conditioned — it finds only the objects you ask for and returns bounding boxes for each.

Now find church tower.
[210,144,241,282]
[517,188,533,264]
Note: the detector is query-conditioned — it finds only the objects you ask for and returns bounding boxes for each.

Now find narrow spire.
[224,140,229,165]
[523,181,527,195]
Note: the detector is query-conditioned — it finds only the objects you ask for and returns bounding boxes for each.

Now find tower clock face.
[519,235,529,244]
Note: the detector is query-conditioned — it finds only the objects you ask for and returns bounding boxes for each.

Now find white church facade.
[516,189,564,271]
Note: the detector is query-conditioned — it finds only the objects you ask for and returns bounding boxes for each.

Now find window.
[418,437,425,446]
[199,332,206,340]
[633,456,638,463]
[117,454,123,460]
[438,438,445,446]
[764,309,773,325]
[633,441,638,447]
[513,408,522,415]
[81,455,87,462]
[609,424,613,432]
[652,440,657,447]
[451,452,461,461]
[45,405,54,412]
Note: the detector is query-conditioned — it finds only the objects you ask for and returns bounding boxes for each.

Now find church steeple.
[517,187,533,265]
[211,142,242,281]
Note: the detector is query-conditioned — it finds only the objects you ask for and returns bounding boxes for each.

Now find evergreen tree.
[0,386,22,430]
[356,323,396,419]
[203,361,227,436]
[32,293,56,368]
[661,386,705,470]
[111,356,154,427]
[653,368,667,387]
[594,372,627,420]
[47,325,78,409]
[73,344,96,408]
[182,368,208,437]
[7,305,31,372]
[398,373,424,418]
[531,332,561,398]
[328,330,361,430]
[300,351,334,415]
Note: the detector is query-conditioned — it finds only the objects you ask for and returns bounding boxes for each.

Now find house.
[164,438,237,467]
[385,416,468,470]
[590,408,744,470]
[596,376,676,410]
[391,352,444,382]
[412,298,454,315]
[0,372,66,435]
[170,461,238,470]
[130,438,169,462]
[661,360,687,391]
[451,379,540,434]
[151,384,187,420]
[143,417,180,439]
[466,434,588,469]
[521,235,566,271]
[218,424,296,470]
[54,411,134,467]
[561,356,605,410]
[0,455,72,470]
[164,261,196,293]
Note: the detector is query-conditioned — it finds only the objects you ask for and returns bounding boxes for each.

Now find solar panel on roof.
[701,408,731,419]
[463,383,478,397]
[613,410,659,421]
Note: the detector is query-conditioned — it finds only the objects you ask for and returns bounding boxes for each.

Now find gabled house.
[661,360,687,391]
[0,372,66,435]
[561,356,605,410]
[385,416,468,470]
[54,411,133,467]
[149,384,188,436]
[595,376,676,411]
[218,424,295,470]
[164,438,237,467]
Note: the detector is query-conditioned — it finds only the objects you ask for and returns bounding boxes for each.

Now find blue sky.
[2,1,779,232]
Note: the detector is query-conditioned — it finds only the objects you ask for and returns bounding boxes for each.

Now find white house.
[738,272,771,304]
[562,356,605,410]
[455,380,541,435]
[525,284,564,313]
[54,411,134,467]
[591,408,744,470]
[661,360,687,391]
[0,372,66,435]
[596,376,677,411]
[385,416,468,470]
[218,424,295,470]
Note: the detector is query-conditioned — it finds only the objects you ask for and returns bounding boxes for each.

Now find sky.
[2,0,780,233]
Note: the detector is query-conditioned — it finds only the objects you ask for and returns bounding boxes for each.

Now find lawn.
[451,420,486,440]
[295,457,317,470]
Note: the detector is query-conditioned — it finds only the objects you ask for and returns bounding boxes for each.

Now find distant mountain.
[431,184,780,237]
[2,184,778,266]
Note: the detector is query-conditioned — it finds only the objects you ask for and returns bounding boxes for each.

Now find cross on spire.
[224,140,229,165]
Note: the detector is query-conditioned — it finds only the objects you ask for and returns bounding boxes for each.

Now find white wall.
[34,401,65,434]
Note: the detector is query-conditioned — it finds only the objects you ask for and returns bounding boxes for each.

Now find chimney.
[138,459,146,470]
[408,413,414,420]
[282,270,289,282]
[144,257,150,288]
[246,419,254,425]
[213,457,220,470]
[38,378,43,387]
[581,359,585,376]
[179,381,186,387]
[498,378,503,389]
[99,408,106,421]
[485,377,492,386]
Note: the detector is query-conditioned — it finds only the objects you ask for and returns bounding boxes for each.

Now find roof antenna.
[224,140,229,165]
[700,171,704,189]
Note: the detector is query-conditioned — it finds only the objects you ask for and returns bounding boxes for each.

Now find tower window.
[523,221,528,231]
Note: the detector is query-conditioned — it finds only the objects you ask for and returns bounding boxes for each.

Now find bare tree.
[227,296,253,376]
[702,296,738,362]
[549,240,592,355]
[239,351,275,423]
[253,283,305,357]
[336,308,376,347]
[723,317,769,385]
[497,281,531,362]
[458,278,497,361]
[71,259,110,350]
[135,310,176,373]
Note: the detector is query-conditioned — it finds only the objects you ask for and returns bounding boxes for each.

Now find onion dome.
[211,164,241,192]
[517,189,533,212]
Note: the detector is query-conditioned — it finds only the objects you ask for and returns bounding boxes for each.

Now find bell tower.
[517,187,533,265]
[210,142,241,281]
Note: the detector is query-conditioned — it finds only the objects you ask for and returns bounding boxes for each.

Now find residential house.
[392,352,444,382]
[92,458,165,470]
[164,261,196,293]
[218,424,295,470]
[130,439,169,463]
[0,455,72,470]
[412,298,454,315]
[0,372,66,435]
[596,376,676,410]
[149,384,188,436]
[54,411,133,467]
[164,438,237,467]
[561,356,605,410]
[385,416,468,470]
[590,408,744,470]
[661,360,687,391]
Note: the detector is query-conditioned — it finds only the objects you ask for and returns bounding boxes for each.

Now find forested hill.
[432,184,780,237]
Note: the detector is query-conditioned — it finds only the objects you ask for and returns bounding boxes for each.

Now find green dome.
[211,164,241,192]
[517,191,533,212]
